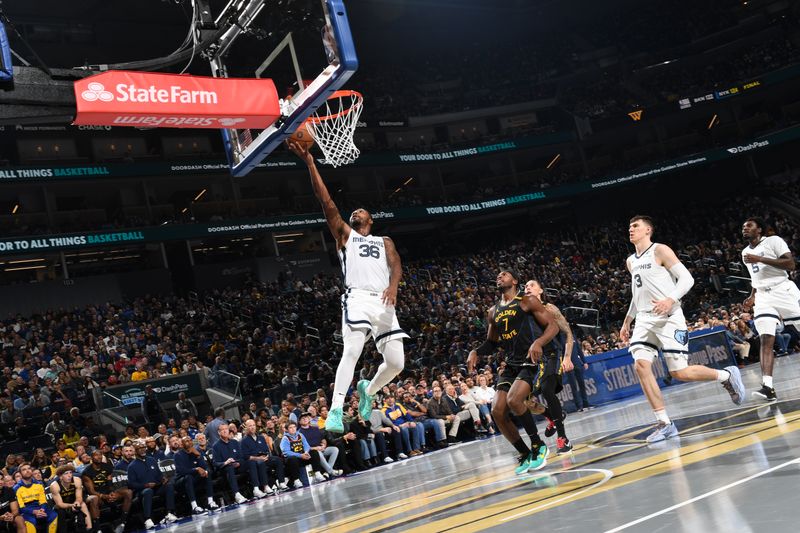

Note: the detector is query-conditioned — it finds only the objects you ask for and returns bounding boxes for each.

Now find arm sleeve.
[667,262,694,302]
[475,339,499,356]
[626,298,637,319]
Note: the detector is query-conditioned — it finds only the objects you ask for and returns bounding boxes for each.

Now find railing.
[98,391,136,432]
[209,369,242,405]
[723,275,752,295]
[564,306,600,329]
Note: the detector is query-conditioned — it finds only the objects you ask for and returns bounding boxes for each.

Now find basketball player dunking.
[288,141,408,433]
[620,216,745,443]
[468,269,560,474]
[741,217,799,402]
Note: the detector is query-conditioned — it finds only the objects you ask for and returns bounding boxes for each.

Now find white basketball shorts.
[753,279,800,336]
[629,309,689,371]
[341,288,408,351]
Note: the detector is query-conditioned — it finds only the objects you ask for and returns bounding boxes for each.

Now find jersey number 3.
[358,244,381,259]
[634,274,642,288]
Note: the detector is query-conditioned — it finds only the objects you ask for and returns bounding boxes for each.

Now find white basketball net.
[307,91,363,168]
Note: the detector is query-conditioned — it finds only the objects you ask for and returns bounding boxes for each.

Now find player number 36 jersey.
[628,243,682,314]
[338,230,390,293]
[742,235,791,289]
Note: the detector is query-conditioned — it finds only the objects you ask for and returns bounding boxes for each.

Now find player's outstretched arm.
[382,237,401,306]
[286,140,349,245]
[467,307,498,373]
[521,296,559,363]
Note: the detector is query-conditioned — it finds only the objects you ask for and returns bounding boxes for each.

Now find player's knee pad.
[379,339,404,374]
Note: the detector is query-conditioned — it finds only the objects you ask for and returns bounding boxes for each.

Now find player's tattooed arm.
[548,304,574,372]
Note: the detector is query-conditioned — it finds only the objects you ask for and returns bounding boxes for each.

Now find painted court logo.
[81,82,114,102]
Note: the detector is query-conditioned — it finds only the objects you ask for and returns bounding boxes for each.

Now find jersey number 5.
[751,264,760,273]
[358,244,381,259]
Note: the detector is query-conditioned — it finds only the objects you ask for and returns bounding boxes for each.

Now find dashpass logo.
[81,82,114,102]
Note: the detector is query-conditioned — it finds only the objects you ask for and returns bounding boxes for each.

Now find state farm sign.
[74,71,280,129]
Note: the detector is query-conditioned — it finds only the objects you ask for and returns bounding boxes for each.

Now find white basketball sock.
[763,375,773,388]
[716,369,731,382]
[654,408,671,425]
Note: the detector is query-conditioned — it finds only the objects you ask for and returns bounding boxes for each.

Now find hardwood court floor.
[164,354,800,533]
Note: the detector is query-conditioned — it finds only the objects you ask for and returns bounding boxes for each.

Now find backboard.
[210,0,358,177]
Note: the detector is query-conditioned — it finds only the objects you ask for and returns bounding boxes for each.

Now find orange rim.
[307,90,363,124]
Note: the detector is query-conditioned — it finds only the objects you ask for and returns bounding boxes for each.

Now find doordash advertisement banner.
[73,71,280,129]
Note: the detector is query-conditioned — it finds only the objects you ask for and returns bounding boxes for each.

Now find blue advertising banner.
[556,326,736,410]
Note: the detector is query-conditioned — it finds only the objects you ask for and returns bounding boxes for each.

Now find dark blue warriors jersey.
[493,294,559,366]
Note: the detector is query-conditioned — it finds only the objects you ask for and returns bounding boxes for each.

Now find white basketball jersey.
[628,243,682,314]
[742,235,791,289]
[338,230,390,292]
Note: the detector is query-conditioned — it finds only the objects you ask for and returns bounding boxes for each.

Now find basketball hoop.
[306,90,363,168]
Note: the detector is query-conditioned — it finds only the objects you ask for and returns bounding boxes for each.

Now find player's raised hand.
[381,285,397,307]
[650,297,675,316]
[285,139,314,166]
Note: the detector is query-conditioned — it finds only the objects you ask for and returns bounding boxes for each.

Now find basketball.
[289,121,315,150]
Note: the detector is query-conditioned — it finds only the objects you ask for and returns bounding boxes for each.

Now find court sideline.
[165,354,800,533]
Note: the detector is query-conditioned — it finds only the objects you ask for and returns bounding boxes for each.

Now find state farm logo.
[81,82,114,102]
[112,116,247,127]
[80,82,219,105]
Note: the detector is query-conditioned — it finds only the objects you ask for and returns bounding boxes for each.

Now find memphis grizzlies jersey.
[338,230,390,293]
[742,236,791,289]
[628,243,684,314]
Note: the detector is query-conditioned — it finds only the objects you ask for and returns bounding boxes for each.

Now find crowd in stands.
[0,190,798,529]
[356,3,800,120]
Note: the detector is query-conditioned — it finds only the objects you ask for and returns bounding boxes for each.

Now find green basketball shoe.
[357,380,374,421]
[325,406,344,433]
